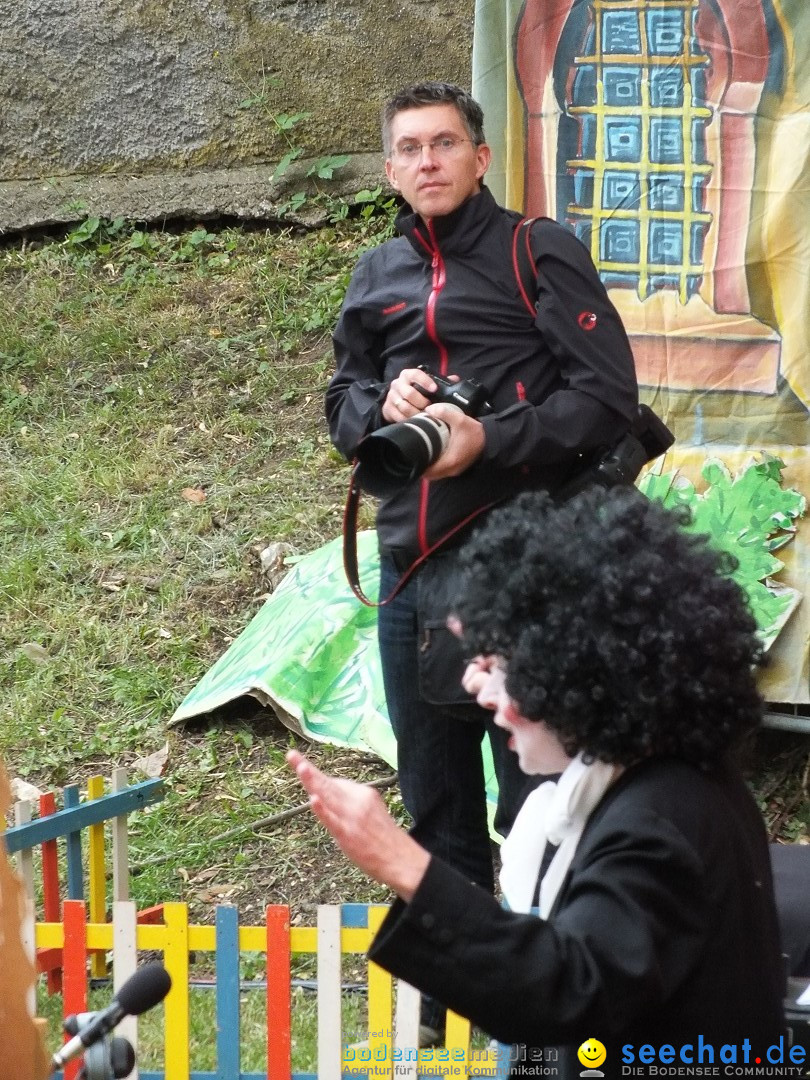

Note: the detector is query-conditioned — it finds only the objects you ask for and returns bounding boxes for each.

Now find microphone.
[51,963,172,1071]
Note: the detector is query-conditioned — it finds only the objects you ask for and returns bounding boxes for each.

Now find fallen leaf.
[21,642,50,663]
[133,742,170,778]
[196,885,240,903]
[190,867,221,884]
[181,487,206,504]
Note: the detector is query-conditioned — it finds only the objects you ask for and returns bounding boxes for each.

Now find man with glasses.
[326,81,638,1045]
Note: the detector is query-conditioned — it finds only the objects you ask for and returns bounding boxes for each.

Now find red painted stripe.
[266,905,291,1080]
[39,792,62,994]
[63,900,88,1080]
[516,381,526,401]
[136,903,166,924]
[382,302,406,315]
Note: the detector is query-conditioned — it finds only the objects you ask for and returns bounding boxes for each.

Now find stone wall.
[0,0,474,232]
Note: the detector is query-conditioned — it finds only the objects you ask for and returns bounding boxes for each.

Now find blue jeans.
[377,555,539,895]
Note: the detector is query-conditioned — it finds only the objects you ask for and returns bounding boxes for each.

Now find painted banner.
[473,0,810,701]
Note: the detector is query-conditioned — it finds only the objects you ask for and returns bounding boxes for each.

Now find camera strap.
[512,216,675,475]
[513,216,540,317]
[342,465,498,608]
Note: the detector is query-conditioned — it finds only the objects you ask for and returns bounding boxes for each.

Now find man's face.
[384,103,491,221]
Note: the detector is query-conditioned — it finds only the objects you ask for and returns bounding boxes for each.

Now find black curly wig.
[453,486,765,770]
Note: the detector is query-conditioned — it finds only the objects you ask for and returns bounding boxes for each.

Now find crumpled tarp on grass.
[170,530,500,817]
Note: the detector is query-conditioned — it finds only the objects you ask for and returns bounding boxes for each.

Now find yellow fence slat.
[368,905,393,1076]
[162,902,191,1080]
[87,775,107,977]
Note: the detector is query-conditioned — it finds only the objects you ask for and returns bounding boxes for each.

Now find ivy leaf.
[306,154,351,180]
[639,454,806,650]
[274,111,311,131]
[272,148,304,182]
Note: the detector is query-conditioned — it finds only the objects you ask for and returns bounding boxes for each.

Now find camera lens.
[354,415,450,497]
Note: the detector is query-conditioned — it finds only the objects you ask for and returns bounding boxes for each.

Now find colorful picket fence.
[29,899,504,1080]
[4,769,165,991]
[2,773,506,1079]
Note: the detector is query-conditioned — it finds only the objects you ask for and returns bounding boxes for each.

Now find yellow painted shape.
[162,902,191,1080]
[445,1009,472,1071]
[367,906,393,1069]
[87,775,107,977]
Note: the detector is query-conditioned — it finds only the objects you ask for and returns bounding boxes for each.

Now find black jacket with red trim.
[326,186,639,556]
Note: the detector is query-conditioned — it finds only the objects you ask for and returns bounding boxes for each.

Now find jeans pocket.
[417,619,472,707]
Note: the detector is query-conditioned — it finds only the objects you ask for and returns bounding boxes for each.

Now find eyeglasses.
[391,136,475,163]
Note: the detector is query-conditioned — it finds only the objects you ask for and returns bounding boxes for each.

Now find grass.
[0,206,398,919]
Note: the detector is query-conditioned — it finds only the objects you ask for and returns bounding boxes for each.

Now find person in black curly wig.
[288,487,785,1077]
[454,485,766,771]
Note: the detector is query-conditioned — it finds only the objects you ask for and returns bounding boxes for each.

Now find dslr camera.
[354,366,492,497]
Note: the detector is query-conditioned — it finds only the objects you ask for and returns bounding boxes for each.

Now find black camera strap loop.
[342,465,498,608]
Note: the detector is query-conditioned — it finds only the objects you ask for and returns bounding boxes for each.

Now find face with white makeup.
[462,656,572,776]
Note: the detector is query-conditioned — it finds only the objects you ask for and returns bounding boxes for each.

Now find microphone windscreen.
[116,963,172,1016]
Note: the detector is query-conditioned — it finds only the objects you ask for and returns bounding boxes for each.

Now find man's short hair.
[382,81,486,156]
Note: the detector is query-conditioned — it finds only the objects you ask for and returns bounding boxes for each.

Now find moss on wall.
[0,0,474,181]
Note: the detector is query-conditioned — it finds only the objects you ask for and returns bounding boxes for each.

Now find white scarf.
[499,753,620,917]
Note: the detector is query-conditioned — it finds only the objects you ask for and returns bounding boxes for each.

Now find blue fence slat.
[3,778,164,853]
[63,785,84,901]
[215,904,241,1080]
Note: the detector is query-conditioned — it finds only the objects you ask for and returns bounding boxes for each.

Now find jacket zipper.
[417,220,449,554]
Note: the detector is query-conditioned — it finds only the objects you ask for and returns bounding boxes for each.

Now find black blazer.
[370,757,786,1080]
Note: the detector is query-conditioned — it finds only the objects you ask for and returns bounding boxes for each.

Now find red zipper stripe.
[424,220,450,376]
[418,219,451,553]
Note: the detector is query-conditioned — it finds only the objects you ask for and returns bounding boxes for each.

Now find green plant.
[233,66,349,194]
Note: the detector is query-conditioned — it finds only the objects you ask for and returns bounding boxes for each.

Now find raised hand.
[286,750,430,901]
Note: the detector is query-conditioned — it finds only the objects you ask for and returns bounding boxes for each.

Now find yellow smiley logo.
[577,1039,607,1069]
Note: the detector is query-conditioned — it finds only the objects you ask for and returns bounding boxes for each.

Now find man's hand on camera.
[422,403,485,479]
[381,368,437,422]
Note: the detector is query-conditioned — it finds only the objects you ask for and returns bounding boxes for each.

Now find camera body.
[415,366,492,418]
[353,367,492,498]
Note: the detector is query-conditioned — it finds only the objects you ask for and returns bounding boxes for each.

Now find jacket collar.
[395,186,499,258]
